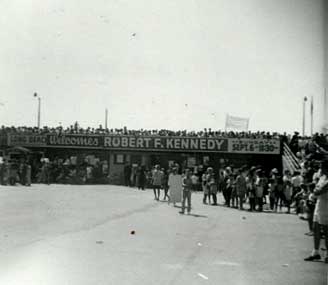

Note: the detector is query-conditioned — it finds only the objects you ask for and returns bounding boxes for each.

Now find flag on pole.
[225,114,250,131]
[311,96,313,115]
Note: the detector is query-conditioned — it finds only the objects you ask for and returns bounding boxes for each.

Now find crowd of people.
[0,156,110,186]
[0,123,303,140]
[0,124,328,263]
[142,163,319,214]
[139,155,327,264]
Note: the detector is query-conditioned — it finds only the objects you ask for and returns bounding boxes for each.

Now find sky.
[0,0,326,134]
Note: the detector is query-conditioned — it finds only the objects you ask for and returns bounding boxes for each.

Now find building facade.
[1,133,282,185]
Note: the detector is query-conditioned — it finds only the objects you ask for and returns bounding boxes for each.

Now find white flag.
[225,114,249,131]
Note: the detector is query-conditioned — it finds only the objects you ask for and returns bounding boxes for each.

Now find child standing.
[180,169,193,214]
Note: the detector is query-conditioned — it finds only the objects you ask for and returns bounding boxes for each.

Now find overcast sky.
[0,0,325,134]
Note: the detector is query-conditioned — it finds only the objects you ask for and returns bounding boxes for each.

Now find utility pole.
[34,93,41,128]
[105,108,108,129]
[302,96,308,136]
[310,96,313,136]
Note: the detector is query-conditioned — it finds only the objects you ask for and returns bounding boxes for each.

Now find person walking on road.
[304,160,328,263]
[180,169,193,214]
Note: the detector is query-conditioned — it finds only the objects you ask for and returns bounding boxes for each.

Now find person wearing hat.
[268,169,278,211]
[283,170,293,213]
[236,167,248,210]
[221,167,231,206]
[255,169,265,212]
[304,160,328,263]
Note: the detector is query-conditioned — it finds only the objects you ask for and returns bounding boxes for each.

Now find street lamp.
[302,96,308,137]
[34,92,41,129]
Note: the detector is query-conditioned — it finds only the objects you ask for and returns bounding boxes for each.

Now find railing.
[282,143,301,173]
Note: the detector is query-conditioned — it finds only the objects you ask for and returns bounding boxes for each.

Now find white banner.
[225,114,249,131]
[228,138,280,154]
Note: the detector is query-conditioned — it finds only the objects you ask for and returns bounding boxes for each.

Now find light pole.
[34,92,41,128]
[105,108,108,129]
[302,96,308,136]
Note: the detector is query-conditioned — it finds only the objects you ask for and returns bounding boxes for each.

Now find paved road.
[0,184,326,285]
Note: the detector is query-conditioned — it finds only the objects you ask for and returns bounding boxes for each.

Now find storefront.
[2,133,282,185]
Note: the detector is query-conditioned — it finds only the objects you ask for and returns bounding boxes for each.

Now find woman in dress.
[304,160,328,263]
[168,167,182,206]
[283,170,292,213]
[136,165,146,190]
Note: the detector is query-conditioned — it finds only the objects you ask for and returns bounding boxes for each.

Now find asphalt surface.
[0,184,326,285]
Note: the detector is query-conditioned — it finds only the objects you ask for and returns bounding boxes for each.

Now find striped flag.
[225,114,250,131]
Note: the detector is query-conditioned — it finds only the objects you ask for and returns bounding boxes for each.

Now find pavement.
[0,184,326,285]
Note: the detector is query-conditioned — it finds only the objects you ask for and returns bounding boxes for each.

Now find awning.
[6,146,32,153]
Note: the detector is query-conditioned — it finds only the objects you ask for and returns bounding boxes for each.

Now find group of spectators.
[140,154,328,264]
[0,123,307,139]
[0,156,110,186]
[142,163,317,214]
[1,123,328,263]
[283,132,328,263]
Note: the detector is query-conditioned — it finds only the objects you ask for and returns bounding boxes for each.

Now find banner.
[228,138,280,154]
[47,134,101,148]
[103,136,228,152]
[6,134,281,155]
[225,114,249,131]
[8,134,47,147]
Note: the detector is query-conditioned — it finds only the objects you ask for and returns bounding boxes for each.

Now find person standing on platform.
[168,167,182,206]
[152,165,163,200]
[180,169,193,214]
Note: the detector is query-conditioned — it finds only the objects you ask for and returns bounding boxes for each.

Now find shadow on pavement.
[188,213,208,218]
